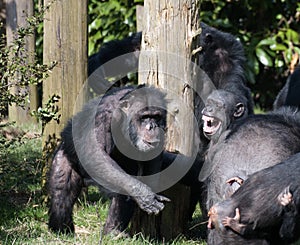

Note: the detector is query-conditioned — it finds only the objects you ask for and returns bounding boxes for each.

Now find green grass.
[0,123,207,244]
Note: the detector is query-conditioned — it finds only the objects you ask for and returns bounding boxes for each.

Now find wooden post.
[6,0,34,123]
[131,0,201,240]
[42,0,88,145]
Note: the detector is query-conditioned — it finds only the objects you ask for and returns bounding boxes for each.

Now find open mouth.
[143,140,160,149]
[202,114,221,136]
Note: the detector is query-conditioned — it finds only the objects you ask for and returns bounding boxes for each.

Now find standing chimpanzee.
[198,23,253,115]
[207,152,300,245]
[179,22,255,220]
[273,65,300,109]
[199,107,300,244]
[48,85,170,235]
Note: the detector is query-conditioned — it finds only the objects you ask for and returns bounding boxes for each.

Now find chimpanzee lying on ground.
[207,152,300,245]
[273,65,300,109]
[48,85,170,235]
[199,107,300,244]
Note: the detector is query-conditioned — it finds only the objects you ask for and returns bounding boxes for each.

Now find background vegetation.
[87,0,300,110]
[1,0,300,244]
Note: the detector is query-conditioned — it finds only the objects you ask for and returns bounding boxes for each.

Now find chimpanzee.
[273,65,300,109]
[86,22,254,221]
[199,107,300,244]
[198,23,253,115]
[201,89,249,144]
[48,85,170,235]
[183,89,249,220]
[207,152,300,244]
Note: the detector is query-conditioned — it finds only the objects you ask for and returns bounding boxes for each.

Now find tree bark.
[131,0,201,240]
[6,0,34,123]
[42,0,88,145]
[41,0,88,192]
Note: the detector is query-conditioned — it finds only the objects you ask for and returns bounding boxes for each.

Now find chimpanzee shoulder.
[225,107,300,141]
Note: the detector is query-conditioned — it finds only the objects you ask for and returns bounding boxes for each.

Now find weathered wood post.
[42,0,88,144]
[41,0,88,189]
[131,0,201,240]
[6,0,34,123]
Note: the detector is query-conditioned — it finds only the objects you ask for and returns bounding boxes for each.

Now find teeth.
[202,115,221,135]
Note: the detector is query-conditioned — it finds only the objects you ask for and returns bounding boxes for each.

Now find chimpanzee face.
[130,107,166,152]
[112,87,167,155]
[202,90,245,142]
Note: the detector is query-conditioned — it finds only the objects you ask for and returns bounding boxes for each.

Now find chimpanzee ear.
[234,103,245,118]
[119,100,130,112]
[112,107,126,123]
[205,33,213,44]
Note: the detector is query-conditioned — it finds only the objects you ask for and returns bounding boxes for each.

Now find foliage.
[87,0,300,109]
[0,3,55,119]
[200,0,300,109]
[88,0,143,56]
[31,94,61,129]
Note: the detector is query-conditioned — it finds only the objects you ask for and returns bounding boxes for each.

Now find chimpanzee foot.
[278,187,293,206]
[226,176,244,186]
[222,208,246,234]
[207,206,218,229]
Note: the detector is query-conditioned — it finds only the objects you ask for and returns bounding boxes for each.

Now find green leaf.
[256,48,273,66]
[257,38,276,47]
[286,29,299,44]
[269,43,287,51]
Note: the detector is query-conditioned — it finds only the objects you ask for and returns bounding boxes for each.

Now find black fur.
[48,85,170,235]
[207,152,300,244]
[200,107,300,244]
[274,65,300,109]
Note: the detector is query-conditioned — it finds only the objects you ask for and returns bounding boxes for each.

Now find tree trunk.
[41,0,88,191]
[42,0,88,145]
[131,0,201,240]
[6,0,34,123]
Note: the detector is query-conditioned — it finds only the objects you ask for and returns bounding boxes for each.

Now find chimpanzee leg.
[103,195,135,234]
[48,148,83,234]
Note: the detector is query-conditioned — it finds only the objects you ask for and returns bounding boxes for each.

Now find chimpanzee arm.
[87,148,169,214]
[75,126,170,215]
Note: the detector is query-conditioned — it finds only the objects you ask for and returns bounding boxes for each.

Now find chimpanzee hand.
[133,188,170,215]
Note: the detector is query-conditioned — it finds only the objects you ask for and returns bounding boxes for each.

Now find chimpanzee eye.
[141,115,150,121]
[140,114,161,121]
